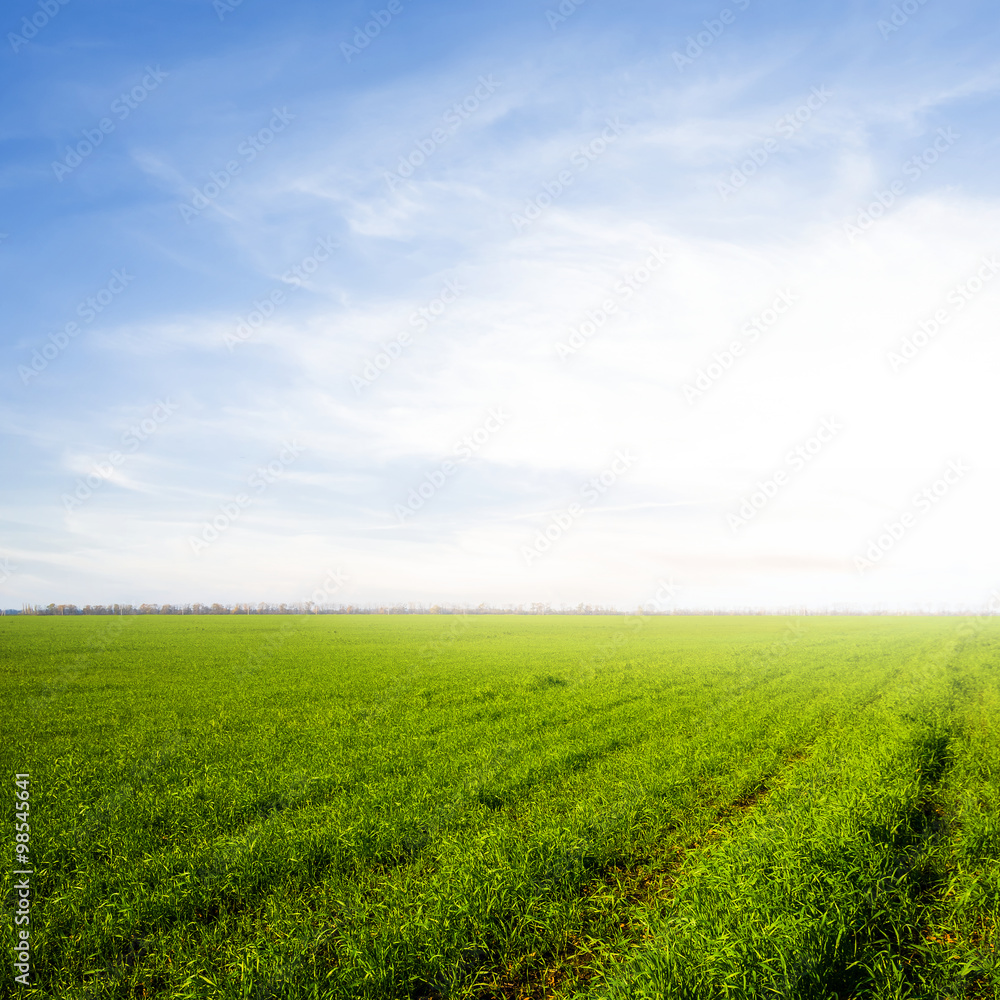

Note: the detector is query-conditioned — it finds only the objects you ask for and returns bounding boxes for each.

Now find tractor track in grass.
[885,731,974,997]
[805,724,979,1000]
[888,731,994,999]
[462,742,820,1000]
[496,728,976,1000]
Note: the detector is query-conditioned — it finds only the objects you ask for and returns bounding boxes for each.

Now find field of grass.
[2,614,999,999]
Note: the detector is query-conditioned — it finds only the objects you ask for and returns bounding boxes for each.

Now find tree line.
[16,602,638,616]
[5,603,978,616]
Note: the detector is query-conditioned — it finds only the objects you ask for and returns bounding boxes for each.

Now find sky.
[2,0,1000,612]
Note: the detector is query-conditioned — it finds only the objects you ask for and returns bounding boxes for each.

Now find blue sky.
[3,0,1000,610]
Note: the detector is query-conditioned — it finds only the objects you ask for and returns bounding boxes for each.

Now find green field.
[2,614,999,999]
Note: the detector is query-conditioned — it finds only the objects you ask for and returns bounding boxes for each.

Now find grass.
[1,614,998,998]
